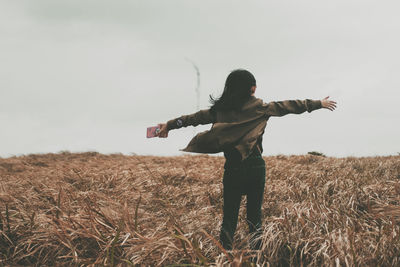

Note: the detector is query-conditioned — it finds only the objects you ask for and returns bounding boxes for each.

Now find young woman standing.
[156,69,337,250]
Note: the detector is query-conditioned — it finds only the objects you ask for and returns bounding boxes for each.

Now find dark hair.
[209,69,256,113]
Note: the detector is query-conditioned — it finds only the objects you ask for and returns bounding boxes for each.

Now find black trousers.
[219,154,266,250]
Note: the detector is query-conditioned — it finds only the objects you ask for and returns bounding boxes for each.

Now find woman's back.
[213,96,264,123]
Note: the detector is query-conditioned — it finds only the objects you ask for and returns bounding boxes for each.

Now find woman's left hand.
[321,96,337,111]
[157,123,169,138]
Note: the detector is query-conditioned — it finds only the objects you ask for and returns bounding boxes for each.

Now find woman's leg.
[219,168,243,250]
[246,163,266,250]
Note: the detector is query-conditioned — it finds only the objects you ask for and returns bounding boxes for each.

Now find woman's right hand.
[156,123,169,138]
[321,96,337,111]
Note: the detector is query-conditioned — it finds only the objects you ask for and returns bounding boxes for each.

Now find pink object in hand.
[147,126,160,138]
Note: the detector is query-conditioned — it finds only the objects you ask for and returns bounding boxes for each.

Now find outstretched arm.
[156,109,216,138]
[263,96,336,117]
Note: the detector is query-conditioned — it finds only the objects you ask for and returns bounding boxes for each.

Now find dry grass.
[0,152,399,266]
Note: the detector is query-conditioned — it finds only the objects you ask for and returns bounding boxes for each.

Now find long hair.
[209,69,256,113]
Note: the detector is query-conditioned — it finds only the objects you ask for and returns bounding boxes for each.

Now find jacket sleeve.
[263,99,322,117]
[166,109,216,130]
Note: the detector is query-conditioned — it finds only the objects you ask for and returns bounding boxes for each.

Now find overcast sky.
[1,0,399,158]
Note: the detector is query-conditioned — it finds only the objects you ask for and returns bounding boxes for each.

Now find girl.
[156,69,336,250]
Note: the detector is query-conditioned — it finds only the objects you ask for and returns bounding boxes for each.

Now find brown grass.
[0,152,399,266]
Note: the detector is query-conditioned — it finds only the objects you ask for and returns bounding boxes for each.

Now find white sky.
[1,0,399,158]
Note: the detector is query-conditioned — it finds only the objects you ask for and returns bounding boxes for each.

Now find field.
[0,152,399,266]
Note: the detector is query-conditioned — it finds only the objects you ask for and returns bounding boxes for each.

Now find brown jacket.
[167,96,322,161]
